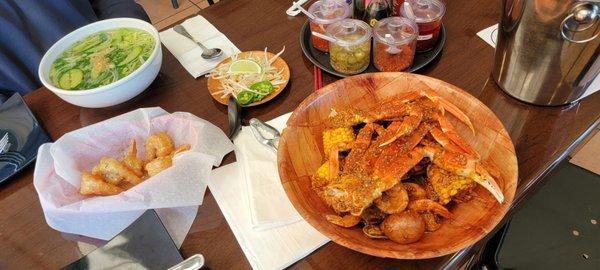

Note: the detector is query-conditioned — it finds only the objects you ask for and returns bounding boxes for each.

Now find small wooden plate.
[277,72,518,259]
[207,51,290,107]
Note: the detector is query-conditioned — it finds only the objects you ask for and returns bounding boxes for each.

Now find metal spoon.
[173,25,223,60]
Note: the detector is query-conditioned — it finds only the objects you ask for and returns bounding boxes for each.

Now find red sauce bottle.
[400,0,445,52]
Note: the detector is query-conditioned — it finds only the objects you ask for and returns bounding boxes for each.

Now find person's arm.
[91,0,151,23]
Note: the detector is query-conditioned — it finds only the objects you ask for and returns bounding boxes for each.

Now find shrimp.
[80,172,123,196]
[122,139,144,177]
[92,157,142,185]
[421,212,442,232]
[172,144,191,156]
[404,182,427,200]
[374,183,409,214]
[326,214,361,228]
[407,199,452,219]
[144,132,174,161]
[144,156,173,177]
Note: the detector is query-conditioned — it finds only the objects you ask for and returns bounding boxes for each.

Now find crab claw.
[420,88,475,135]
[430,150,504,204]
[472,164,505,203]
[429,124,480,159]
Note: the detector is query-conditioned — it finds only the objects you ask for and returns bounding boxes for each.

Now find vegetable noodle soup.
[49,28,154,90]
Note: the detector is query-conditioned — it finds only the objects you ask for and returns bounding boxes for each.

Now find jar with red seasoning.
[373,17,418,72]
[400,0,445,52]
[308,0,350,53]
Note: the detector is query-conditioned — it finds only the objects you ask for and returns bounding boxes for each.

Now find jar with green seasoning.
[326,19,372,75]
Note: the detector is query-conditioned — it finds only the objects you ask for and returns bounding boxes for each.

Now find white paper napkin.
[33,108,234,245]
[234,113,302,230]
[476,24,599,99]
[209,162,329,270]
[159,15,240,78]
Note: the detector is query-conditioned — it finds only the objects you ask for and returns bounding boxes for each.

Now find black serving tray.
[299,20,445,77]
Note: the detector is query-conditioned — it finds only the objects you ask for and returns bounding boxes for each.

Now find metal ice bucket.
[492,0,600,106]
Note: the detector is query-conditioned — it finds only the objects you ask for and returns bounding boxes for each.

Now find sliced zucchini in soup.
[118,46,142,66]
[59,69,84,90]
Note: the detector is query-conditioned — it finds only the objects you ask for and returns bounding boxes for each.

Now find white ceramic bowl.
[38,18,162,108]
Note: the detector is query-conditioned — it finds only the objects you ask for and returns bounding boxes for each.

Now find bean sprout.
[207,47,285,100]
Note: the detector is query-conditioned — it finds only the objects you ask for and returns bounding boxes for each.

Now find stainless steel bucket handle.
[560,2,600,43]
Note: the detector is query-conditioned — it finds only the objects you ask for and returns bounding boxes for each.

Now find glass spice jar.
[400,0,445,52]
[373,17,418,72]
[308,0,350,53]
[327,19,372,75]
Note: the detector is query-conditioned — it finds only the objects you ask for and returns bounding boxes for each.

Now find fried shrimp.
[80,172,123,196]
[144,132,174,161]
[122,139,144,177]
[81,132,190,196]
[172,144,191,156]
[92,157,142,185]
[144,156,173,177]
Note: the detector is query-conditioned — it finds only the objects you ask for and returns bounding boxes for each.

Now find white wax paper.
[33,108,234,244]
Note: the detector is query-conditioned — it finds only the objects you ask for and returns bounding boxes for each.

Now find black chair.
[171,0,214,9]
[472,161,599,269]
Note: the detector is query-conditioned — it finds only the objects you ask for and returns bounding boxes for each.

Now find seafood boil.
[80,132,190,196]
[311,89,504,244]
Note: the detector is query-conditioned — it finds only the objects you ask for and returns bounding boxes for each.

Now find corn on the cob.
[322,127,355,154]
[427,165,475,205]
[312,161,331,189]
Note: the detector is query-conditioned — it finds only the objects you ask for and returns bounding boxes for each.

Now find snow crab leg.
[396,89,475,134]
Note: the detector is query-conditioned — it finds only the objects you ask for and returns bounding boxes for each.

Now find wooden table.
[1,0,598,269]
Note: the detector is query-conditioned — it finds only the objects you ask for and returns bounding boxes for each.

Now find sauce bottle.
[354,0,393,27]
[400,0,445,52]
[308,0,351,52]
[392,0,405,16]
[373,17,418,72]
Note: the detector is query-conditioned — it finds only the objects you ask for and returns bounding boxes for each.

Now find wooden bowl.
[207,51,290,107]
[277,72,518,259]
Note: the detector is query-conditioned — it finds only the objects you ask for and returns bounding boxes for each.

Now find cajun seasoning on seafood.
[373,17,418,72]
[308,0,350,52]
[400,0,445,52]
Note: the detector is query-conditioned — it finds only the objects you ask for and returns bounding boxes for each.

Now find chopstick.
[313,65,322,91]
